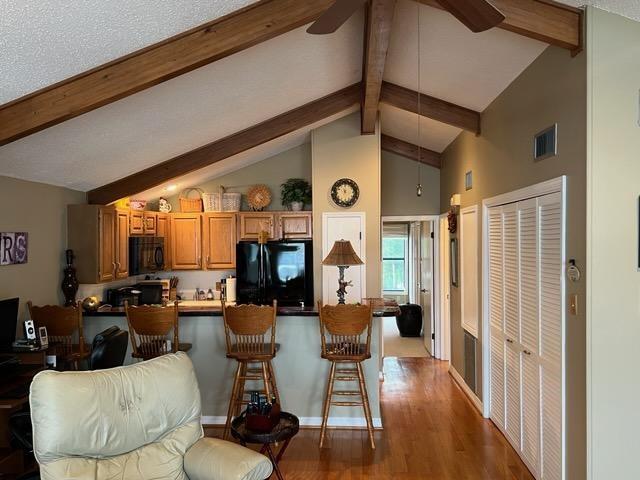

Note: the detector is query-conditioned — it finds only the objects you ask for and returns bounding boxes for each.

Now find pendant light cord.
[416,3,422,187]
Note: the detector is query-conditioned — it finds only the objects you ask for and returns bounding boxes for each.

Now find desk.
[0,351,46,477]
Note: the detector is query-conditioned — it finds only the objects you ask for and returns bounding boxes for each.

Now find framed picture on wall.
[450,237,459,287]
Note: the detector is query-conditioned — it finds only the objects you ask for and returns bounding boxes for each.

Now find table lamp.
[322,239,364,304]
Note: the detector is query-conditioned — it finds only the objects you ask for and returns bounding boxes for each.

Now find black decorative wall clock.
[330,178,359,208]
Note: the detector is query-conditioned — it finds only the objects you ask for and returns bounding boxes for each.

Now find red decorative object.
[447,210,458,234]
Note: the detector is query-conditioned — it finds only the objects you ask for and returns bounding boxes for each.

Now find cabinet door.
[171,214,202,270]
[143,212,157,235]
[278,212,312,239]
[98,207,116,282]
[505,340,522,449]
[203,213,236,269]
[115,209,129,279]
[130,211,144,235]
[156,213,171,270]
[238,213,275,240]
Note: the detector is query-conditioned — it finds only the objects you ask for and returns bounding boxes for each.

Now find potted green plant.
[280,178,311,211]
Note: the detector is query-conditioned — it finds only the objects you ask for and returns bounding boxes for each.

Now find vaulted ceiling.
[0,0,586,198]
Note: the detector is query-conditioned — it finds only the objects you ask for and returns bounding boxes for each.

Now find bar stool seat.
[318,302,375,450]
[222,301,280,440]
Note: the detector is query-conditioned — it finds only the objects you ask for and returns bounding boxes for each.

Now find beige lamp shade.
[322,240,364,266]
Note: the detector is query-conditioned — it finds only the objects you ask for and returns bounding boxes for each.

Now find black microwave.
[129,237,164,275]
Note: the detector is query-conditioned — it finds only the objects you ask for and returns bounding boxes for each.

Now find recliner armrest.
[184,437,273,480]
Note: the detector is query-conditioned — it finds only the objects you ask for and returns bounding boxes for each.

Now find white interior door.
[420,221,434,354]
[487,189,565,480]
[438,215,451,362]
[322,212,366,304]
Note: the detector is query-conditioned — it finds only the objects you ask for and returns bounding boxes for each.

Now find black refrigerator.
[236,240,313,306]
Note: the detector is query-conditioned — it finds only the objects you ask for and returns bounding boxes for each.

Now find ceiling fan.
[307,0,505,34]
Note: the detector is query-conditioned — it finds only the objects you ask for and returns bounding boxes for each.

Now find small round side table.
[231,412,299,480]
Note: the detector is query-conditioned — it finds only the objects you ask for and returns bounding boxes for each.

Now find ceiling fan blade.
[436,0,505,33]
[307,0,368,34]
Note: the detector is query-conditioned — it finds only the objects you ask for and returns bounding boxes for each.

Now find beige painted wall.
[586,8,640,479]
[381,150,440,216]
[311,112,381,303]
[165,144,311,211]
[0,175,85,322]
[440,45,586,480]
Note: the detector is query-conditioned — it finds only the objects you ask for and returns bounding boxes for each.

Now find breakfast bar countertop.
[82,304,400,318]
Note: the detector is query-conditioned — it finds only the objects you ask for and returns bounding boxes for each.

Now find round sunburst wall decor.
[246,184,272,211]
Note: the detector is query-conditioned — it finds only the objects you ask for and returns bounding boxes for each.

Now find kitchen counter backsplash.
[76,270,235,302]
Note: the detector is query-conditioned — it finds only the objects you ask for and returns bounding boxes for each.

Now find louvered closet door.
[538,192,563,480]
[518,198,541,475]
[488,206,505,430]
[502,203,521,448]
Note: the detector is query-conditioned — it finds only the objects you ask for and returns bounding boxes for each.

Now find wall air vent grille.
[534,124,557,161]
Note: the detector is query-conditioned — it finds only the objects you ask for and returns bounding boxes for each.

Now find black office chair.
[88,326,129,370]
[9,326,129,479]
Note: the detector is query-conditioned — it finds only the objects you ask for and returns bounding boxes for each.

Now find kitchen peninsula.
[83,304,398,428]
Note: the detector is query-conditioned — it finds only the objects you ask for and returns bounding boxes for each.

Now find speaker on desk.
[23,320,36,342]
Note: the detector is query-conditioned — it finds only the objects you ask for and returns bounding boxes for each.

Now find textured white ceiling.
[384,0,548,111]
[380,104,461,153]
[135,107,357,201]
[0,15,363,191]
[0,0,554,192]
[557,0,640,22]
[0,0,257,104]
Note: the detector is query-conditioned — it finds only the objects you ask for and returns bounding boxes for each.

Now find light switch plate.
[569,294,578,316]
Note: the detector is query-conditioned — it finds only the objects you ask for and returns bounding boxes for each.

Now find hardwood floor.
[206,357,535,480]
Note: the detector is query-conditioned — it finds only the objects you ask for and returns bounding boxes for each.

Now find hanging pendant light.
[415,3,423,198]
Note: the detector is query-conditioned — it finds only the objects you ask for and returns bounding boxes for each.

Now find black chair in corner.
[9,326,129,479]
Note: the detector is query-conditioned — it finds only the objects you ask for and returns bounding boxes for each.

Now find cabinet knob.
[523,350,532,356]
[506,338,514,344]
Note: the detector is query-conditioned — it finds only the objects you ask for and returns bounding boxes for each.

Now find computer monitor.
[0,298,19,353]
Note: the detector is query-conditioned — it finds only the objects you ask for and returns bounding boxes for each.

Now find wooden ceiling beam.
[0,0,335,147]
[416,0,582,52]
[381,134,441,168]
[381,81,481,134]
[361,0,397,134]
[87,83,361,205]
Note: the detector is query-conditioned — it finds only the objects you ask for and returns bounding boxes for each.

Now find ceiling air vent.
[534,124,557,161]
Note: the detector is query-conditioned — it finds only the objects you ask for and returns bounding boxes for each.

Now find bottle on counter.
[206,289,214,300]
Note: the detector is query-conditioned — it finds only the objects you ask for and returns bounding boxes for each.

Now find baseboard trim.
[202,416,383,429]
[448,365,483,414]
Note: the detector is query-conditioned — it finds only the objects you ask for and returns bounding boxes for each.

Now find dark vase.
[61,249,79,307]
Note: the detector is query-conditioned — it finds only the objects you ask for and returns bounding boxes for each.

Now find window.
[382,224,408,293]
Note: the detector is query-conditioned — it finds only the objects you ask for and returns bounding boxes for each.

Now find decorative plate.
[330,178,359,208]
[247,184,272,211]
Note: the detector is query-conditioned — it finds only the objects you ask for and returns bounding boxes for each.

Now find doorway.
[381,215,439,359]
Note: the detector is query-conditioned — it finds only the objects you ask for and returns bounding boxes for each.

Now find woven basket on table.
[179,188,204,213]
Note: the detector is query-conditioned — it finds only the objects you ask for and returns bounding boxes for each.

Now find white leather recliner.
[30,352,273,480]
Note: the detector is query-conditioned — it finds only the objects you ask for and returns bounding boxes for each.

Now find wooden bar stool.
[125,301,192,361]
[27,301,89,370]
[222,301,279,440]
[318,302,375,449]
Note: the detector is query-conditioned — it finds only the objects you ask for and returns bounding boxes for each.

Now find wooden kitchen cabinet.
[238,213,276,240]
[278,212,312,239]
[203,213,236,269]
[170,214,202,270]
[130,211,144,235]
[143,212,157,235]
[114,209,129,279]
[156,212,171,269]
[68,205,117,283]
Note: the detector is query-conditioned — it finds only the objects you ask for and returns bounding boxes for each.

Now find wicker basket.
[203,192,241,212]
[179,188,204,213]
